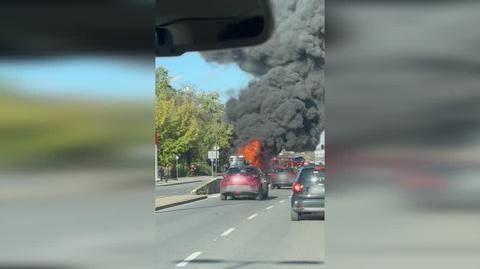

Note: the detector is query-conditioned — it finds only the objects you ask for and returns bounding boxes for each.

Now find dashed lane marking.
[176,251,202,267]
[221,228,235,237]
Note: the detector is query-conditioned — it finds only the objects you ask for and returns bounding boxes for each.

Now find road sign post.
[208,150,219,176]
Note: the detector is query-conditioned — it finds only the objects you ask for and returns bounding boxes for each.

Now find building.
[314,130,325,164]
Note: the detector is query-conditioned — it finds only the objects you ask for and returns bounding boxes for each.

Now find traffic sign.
[208,150,219,160]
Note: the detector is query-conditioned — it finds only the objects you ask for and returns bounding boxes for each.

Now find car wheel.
[255,189,264,200]
[291,208,300,221]
[319,213,325,221]
[220,193,227,200]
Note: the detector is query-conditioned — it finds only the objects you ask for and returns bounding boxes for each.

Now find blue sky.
[156,52,253,102]
[0,53,252,102]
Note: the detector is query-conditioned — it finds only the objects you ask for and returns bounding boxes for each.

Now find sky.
[156,52,254,102]
[0,53,252,102]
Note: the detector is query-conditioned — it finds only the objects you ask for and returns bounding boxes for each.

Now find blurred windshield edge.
[327,1,480,269]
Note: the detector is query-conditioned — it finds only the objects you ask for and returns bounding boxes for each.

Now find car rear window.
[227,167,256,175]
[297,168,325,184]
[274,167,295,173]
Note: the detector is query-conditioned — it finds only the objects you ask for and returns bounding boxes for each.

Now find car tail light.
[293,182,303,193]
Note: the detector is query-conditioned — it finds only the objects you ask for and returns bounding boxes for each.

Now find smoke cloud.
[202,0,325,156]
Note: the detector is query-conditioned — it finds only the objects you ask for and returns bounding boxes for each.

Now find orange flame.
[238,139,263,168]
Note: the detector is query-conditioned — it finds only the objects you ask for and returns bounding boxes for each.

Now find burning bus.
[229,155,247,168]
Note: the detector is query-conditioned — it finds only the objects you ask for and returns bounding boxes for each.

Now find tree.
[155,68,199,166]
[155,67,233,170]
[190,91,233,163]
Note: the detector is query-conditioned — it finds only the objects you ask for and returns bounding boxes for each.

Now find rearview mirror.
[156,0,274,56]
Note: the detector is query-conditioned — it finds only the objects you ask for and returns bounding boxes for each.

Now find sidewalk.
[155,175,213,187]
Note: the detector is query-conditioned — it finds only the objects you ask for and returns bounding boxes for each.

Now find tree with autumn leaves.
[155,67,233,173]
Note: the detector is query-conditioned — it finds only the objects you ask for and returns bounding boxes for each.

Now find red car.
[314,164,326,171]
[220,166,269,200]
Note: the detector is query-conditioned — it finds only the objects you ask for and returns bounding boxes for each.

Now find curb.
[155,195,207,211]
[155,179,202,187]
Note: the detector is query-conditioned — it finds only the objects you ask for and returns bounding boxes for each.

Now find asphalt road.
[155,188,325,269]
[155,179,210,197]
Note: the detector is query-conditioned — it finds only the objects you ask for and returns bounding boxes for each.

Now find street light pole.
[175,155,179,180]
[213,144,219,176]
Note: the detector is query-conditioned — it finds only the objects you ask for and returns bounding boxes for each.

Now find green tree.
[155,68,199,166]
[155,67,233,172]
[190,91,233,163]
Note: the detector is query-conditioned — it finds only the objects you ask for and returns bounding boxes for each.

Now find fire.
[238,139,263,168]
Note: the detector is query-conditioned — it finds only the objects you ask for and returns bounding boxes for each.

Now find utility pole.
[154,133,159,182]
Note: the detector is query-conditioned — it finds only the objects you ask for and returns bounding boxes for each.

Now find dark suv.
[291,165,325,221]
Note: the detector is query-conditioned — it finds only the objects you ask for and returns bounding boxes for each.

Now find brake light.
[292,182,303,193]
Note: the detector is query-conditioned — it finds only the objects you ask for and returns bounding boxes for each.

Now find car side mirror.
[156,0,274,56]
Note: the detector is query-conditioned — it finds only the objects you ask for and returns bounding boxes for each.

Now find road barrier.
[191,177,222,195]
[155,194,207,211]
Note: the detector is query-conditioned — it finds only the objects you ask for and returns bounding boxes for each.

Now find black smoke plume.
[202,0,324,155]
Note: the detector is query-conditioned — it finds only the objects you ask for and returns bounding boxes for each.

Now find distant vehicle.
[220,166,269,200]
[229,155,247,168]
[270,166,296,189]
[291,165,325,221]
[314,164,326,171]
[291,156,305,167]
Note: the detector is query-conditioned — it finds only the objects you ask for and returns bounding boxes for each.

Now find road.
[155,177,211,197]
[155,188,325,269]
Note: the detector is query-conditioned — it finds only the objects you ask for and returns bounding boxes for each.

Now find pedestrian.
[159,166,164,180]
[190,164,194,176]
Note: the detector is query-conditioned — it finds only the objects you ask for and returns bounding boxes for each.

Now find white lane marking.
[221,228,235,237]
[279,200,285,203]
[209,193,220,198]
[266,205,274,210]
[247,213,258,220]
[176,251,202,267]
